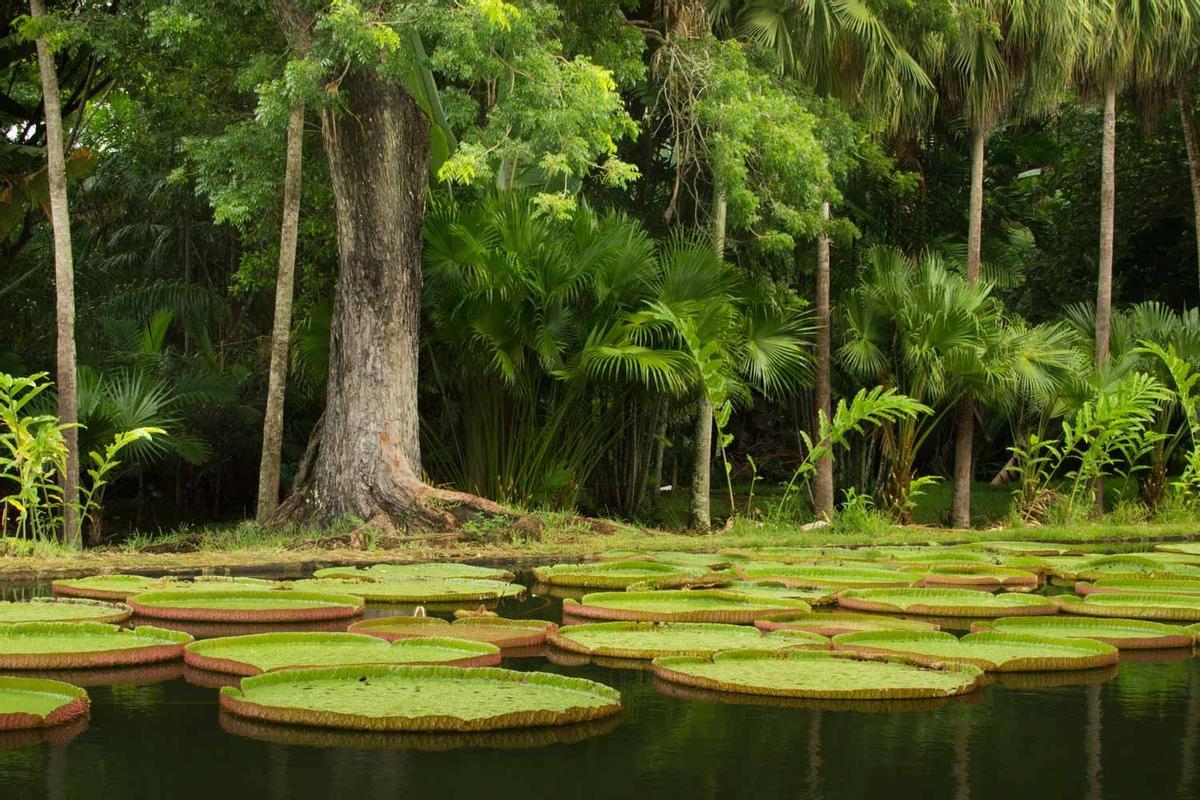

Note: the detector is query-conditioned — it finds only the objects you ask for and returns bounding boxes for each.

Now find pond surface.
[2,572,1198,800]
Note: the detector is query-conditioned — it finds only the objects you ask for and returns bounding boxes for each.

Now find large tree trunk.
[256,100,305,523]
[951,125,987,529]
[1095,83,1117,368]
[274,66,509,533]
[1180,83,1200,293]
[813,201,834,519]
[31,0,80,547]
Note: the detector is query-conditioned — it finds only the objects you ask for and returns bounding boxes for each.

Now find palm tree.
[942,0,1083,526]
[29,0,80,547]
[711,0,936,518]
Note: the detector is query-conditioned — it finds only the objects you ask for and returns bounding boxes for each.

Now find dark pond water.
[2,573,1199,800]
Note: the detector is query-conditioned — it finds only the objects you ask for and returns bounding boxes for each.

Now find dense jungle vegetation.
[5,0,1200,550]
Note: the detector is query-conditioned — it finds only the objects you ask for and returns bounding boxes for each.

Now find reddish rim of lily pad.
[127,589,365,623]
[0,623,193,670]
[347,616,556,649]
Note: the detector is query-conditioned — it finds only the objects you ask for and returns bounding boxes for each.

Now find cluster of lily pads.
[4,540,1200,745]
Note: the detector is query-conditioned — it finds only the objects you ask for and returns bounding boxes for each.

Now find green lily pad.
[837,588,1057,617]
[292,577,523,604]
[1077,577,1200,596]
[1052,555,1200,581]
[564,590,810,623]
[548,622,827,660]
[1054,592,1200,621]
[971,617,1195,649]
[183,632,500,675]
[219,664,622,732]
[596,551,734,569]
[128,588,364,623]
[0,676,89,731]
[0,622,192,669]
[754,612,940,637]
[187,576,282,589]
[722,583,836,605]
[0,598,131,625]
[532,561,713,589]
[904,564,1040,588]
[734,563,918,589]
[981,541,1080,556]
[1154,543,1200,556]
[312,563,515,582]
[52,574,171,601]
[718,547,863,563]
[650,648,982,700]
[831,630,1118,672]
[874,547,997,565]
[348,616,555,648]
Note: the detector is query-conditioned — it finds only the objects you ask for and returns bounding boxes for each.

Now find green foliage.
[0,373,162,544]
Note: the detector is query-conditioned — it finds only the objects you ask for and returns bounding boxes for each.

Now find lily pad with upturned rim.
[903,564,1040,588]
[52,574,171,601]
[1054,592,1200,621]
[548,622,827,660]
[219,664,622,732]
[1051,555,1200,581]
[837,588,1058,617]
[718,547,864,563]
[563,590,810,623]
[980,541,1081,557]
[1154,543,1200,556]
[127,588,365,623]
[183,632,500,675]
[312,563,515,582]
[532,561,714,589]
[0,598,131,625]
[721,583,836,605]
[831,630,1118,672]
[1076,577,1200,597]
[0,622,192,669]
[970,616,1194,649]
[650,648,982,700]
[292,578,523,604]
[733,563,918,590]
[347,616,555,648]
[754,612,940,637]
[595,551,734,570]
[0,676,90,731]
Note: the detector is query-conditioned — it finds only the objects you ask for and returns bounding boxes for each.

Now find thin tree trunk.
[256,101,305,523]
[31,0,80,548]
[1180,83,1200,293]
[273,61,512,533]
[951,126,987,529]
[813,201,834,519]
[687,185,726,529]
[1095,83,1117,368]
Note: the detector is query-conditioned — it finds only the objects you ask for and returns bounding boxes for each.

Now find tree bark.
[950,126,987,529]
[1095,83,1117,369]
[31,0,80,548]
[813,201,834,519]
[687,391,713,529]
[255,100,305,523]
[273,64,511,533]
[1180,83,1200,294]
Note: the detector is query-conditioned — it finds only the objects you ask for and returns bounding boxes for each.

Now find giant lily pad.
[873,547,997,565]
[1154,543,1200,556]
[831,630,1118,672]
[1051,555,1200,582]
[733,563,918,589]
[532,561,713,589]
[904,564,1040,589]
[0,677,89,731]
[187,576,283,590]
[837,588,1057,617]
[548,622,827,660]
[563,590,810,623]
[718,547,863,564]
[128,588,364,623]
[1077,577,1200,597]
[754,612,939,637]
[219,664,621,732]
[312,563,515,582]
[1054,592,1200,622]
[292,577,522,604]
[0,598,131,625]
[981,542,1080,557]
[52,574,170,601]
[970,617,1194,649]
[183,632,500,675]
[348,616,555,648]
[722,583,836,605]
[596,551,734,569]
[0,622,192,669]
[650,649,982,700]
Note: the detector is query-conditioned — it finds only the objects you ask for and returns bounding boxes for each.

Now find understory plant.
[1140,341,1200,505]
[0,372,162,543]
[1008,371,1170,523]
